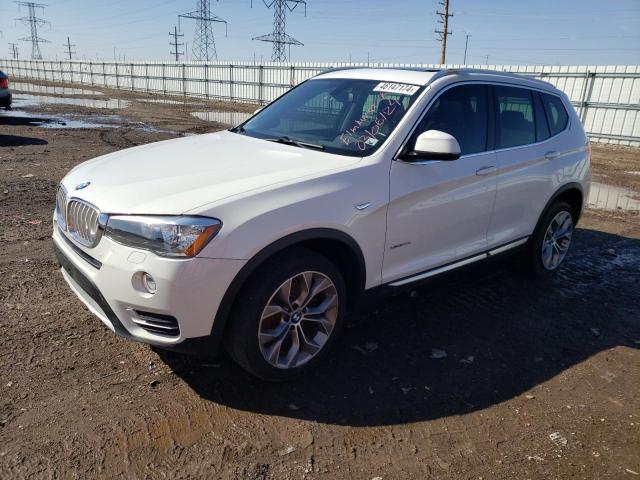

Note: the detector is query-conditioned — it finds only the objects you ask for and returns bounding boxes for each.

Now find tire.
[225,247,347,381]
[525,200,575,277]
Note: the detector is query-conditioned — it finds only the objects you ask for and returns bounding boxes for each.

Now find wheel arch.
[537,182,585,228]
[208,228,367,352]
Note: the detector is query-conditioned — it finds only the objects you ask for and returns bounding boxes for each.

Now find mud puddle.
[0,109,116,129]
[588,182,640,212]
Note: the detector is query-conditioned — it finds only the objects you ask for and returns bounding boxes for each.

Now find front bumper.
[52,222,245,354]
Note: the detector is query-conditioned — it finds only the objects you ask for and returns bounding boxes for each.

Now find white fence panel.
[1,59,638,146]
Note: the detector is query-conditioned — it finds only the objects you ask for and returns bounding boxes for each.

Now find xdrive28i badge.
[75,181,91,191]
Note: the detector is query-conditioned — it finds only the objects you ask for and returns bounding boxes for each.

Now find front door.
[383,84,498,283]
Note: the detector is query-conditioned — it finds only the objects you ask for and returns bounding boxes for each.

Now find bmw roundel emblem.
[75,181,91,191]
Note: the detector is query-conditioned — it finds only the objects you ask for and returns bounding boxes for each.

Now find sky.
[1,0,639,65]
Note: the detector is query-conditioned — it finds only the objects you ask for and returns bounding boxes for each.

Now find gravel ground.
[0,80,639,479]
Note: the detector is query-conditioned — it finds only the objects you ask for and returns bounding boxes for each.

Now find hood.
[60,131,358,214]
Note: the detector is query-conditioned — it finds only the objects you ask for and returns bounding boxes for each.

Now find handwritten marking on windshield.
[340,94,402,151]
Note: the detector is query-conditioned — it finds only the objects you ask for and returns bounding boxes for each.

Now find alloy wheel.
[541,210,573,271]
[258,271,338,369]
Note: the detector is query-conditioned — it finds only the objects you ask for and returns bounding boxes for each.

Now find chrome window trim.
[393,79,571,163]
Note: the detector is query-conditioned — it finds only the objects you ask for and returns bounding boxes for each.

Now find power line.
[251,0,308,63]
[179,0,228,61]
[9,42,19,59]
[169,26,184,62]
[435,0,453,64]
[63,36,76,60]
[16,1,50,60]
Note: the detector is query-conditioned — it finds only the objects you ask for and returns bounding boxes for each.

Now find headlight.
[104,216,222,258]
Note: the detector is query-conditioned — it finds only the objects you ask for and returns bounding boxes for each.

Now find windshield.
[235,78,424,157]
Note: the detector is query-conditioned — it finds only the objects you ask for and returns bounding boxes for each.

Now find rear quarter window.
[541,93,569,136]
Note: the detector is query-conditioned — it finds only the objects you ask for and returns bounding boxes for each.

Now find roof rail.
[429,68,555,88]
[315,66,442,78]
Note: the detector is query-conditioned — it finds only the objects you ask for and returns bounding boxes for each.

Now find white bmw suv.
[53,68,590,381]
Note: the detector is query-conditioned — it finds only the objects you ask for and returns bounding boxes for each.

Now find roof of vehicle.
[0,70,7,79]
[314,67,559,93]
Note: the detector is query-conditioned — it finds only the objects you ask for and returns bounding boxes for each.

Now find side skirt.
[388,237,529,287]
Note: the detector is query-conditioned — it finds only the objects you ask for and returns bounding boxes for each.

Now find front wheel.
[525,200,575,276]
[225,248,347,381]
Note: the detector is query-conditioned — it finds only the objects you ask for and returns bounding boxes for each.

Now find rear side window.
[533,92,551,142]
[416,84,488,155]
[541,93,569,136]
[495,86,535,149]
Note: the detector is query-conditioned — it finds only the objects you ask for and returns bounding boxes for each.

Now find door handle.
[475,166,497,176]
[545,150,561,160]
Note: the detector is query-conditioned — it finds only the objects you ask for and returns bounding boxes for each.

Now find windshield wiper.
[228,125,246,134]
[265,136,325,151]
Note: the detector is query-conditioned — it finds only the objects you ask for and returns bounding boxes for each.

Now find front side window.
[236,78,423,157]
[495,86,536,149]
[541,93,569,136]
[414,84,489,155]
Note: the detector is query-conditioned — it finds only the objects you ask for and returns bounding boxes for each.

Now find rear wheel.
[526,201,575,276]
[226,248,347,381]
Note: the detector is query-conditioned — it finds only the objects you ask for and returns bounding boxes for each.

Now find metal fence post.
[162,63,166,95]
[205,63,209,99]
[259,65,264,104]
[229,64,234,102]
[580,71,596,125]
[182,63,187,96]
[89,62,94,85]
[290,64,295,88]
[131,63,135,91]
[145,63,150,92]
[115,62,119,90]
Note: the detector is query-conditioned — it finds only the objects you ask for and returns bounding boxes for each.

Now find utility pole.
[463,34,470,64]
[179,0,228,61]
[251,0,307,63]
[16,2,50,60]
[435,0,452,64]
[169,26,184,62]
[63,36,76,60]
[9,42,20,59]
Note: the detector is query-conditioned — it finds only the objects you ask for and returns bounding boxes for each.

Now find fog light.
[141,273,157,294]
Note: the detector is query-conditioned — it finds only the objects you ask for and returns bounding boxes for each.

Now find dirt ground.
[0,80,639,479]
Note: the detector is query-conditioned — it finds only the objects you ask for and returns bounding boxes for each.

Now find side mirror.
[403,130,461,161]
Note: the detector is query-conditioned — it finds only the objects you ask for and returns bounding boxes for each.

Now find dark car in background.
[0,70,12,110]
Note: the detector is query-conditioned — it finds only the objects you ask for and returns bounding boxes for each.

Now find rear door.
[488,85,557,248]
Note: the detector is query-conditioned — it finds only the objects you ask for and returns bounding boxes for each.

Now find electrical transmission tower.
[251,0,307,63]
[16,2,50,60]
[435,0,452,64]
[63,36,76,60]
[169,26,185,62]
[179,0,227,61]
[9,42,20,59]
